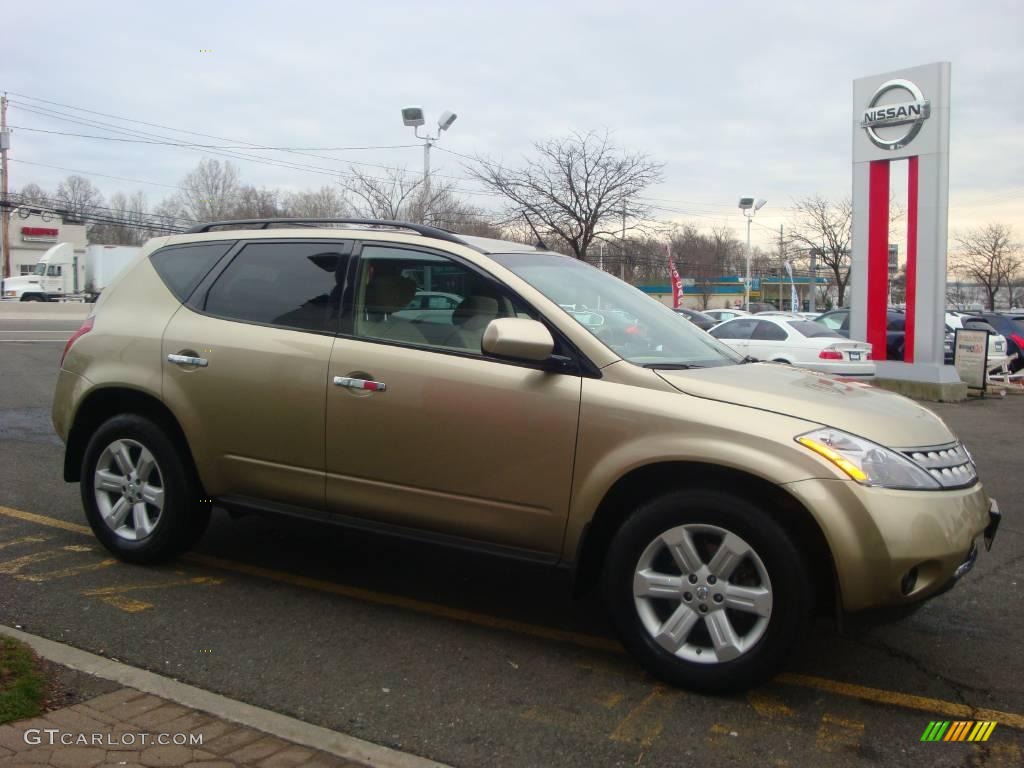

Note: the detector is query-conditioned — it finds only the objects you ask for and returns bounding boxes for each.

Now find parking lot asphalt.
[0,315,1022,767]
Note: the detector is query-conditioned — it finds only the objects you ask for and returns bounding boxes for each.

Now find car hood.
[655,363,955,448]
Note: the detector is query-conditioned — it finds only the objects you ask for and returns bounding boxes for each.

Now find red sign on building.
[21,226,59,241]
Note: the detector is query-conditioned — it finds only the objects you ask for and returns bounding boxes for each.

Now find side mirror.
[481,318,554,362]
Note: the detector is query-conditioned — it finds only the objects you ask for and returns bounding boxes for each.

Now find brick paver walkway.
[0,687,365,767]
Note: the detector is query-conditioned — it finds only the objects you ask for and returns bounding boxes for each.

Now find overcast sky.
[4,0,1023,253]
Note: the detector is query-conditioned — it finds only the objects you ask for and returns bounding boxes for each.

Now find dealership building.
[5,208,87,285]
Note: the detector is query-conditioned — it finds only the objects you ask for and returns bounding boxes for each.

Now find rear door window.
[203,241,351,333]
[710,318,758,340]
[751,321,788,341]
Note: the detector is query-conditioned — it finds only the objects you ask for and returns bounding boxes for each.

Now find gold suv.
[52,219,1001,692]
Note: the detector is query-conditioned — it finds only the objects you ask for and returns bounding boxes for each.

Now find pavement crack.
[855,636,984,707]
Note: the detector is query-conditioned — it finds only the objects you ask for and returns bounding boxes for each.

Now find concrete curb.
[0,624,452,768]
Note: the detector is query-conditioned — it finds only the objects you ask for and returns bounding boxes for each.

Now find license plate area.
[849,351,861,361]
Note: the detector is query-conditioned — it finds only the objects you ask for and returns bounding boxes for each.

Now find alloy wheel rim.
[93,438,165,541]
[633,523,772,664]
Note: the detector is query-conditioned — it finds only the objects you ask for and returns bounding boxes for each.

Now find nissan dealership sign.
[850,62,953,391]
[860,79,931,150]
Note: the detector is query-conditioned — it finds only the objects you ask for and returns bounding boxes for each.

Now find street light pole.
[745,215,752,311]
[401,107,457,224]
[738,197,766,311]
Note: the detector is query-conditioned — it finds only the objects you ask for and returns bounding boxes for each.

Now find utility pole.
[778,224,784,309]
[809,246,817,314]
[620,201,626,281]
[422,136,432,223]
[1,93,10,289]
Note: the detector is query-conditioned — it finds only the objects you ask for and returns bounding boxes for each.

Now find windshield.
[32,263,46,276]
[490,252,741,368]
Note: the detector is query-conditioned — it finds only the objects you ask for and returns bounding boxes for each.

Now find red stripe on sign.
[904,156,919,362]
[22,227,59,237]
[868,161,890,361]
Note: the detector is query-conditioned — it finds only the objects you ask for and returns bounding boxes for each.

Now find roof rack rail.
[184,217,467,245]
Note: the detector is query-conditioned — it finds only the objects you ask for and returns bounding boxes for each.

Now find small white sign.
[954,329,989,390]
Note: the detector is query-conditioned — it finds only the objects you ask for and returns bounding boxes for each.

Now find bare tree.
[176,159,242,222]
[14,182,50,207]
[284,186,349,218]
[90,191,152,245]
[953,223,1022,311]
[230,185,282,219]
[467,130,663,260]
[339,166,427,221]
[55,175,105,226]
[787,196,853,307]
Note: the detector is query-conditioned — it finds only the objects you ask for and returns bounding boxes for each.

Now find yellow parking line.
[776,674,1024,730]
[747,691,795,719]
[609,686,678,748]
[16,558,118,583]
[0,535,49,549]
[815,713,864,752]
[2,504,1023,730]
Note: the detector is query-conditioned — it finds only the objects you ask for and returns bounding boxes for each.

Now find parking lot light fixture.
[401,106,457,224]
[739,197,767,311]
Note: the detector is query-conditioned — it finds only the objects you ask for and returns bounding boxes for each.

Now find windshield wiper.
[739,355,759,364]
[642,363,704,370]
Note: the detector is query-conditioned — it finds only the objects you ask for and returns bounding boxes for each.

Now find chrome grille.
[902,442,977,489]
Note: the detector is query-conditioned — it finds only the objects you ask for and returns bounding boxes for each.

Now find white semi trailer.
[1,243,140,302]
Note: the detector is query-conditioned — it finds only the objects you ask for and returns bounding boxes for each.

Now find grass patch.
[0,636,46,724]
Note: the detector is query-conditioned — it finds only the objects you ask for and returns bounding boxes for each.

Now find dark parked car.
[968,314,1024,373]
[814,309,907,360]
[673,307,717,331]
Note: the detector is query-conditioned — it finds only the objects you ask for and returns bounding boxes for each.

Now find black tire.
[81,414,210,564]
[603,489,809,694]
[771,359,791,364]
[21,295,43,302]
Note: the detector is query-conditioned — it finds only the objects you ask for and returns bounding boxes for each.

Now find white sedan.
[709,315,875,377]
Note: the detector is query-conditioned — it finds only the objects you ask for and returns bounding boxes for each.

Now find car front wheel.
[81,414,209,563]
[604,489,809,693]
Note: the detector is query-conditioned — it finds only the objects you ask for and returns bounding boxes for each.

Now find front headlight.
[796,428,940,490]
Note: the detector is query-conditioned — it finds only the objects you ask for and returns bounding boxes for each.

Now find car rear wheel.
[604,489,809,693]
[81,414,209,563]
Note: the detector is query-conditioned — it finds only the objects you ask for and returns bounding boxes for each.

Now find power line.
[7,94,498,192]
[8,126,421,152]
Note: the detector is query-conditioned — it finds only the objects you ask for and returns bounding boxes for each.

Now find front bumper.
[783,477,997,613]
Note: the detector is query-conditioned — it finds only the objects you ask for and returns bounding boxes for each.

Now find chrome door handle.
[167,353,208,367]
[333,376,386,392]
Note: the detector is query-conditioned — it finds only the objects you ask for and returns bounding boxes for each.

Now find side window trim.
[342,240,599,377]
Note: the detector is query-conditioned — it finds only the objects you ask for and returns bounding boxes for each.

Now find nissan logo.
[860,79,931,150]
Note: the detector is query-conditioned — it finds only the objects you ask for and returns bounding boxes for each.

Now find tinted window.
[354,245,534,354]
[788,321,842,338]
[710,318,758,340]
[151,242,234,301]
[752,321,788,341]
[204,242,349,332]
[886,315,905,331]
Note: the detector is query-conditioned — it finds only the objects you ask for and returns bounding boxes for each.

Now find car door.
[324,242,582,556]
[162,239,351,510]
[748,320,790,360]
[709,318,758,356]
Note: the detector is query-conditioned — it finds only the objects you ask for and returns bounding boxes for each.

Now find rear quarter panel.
[61,242,179,402]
